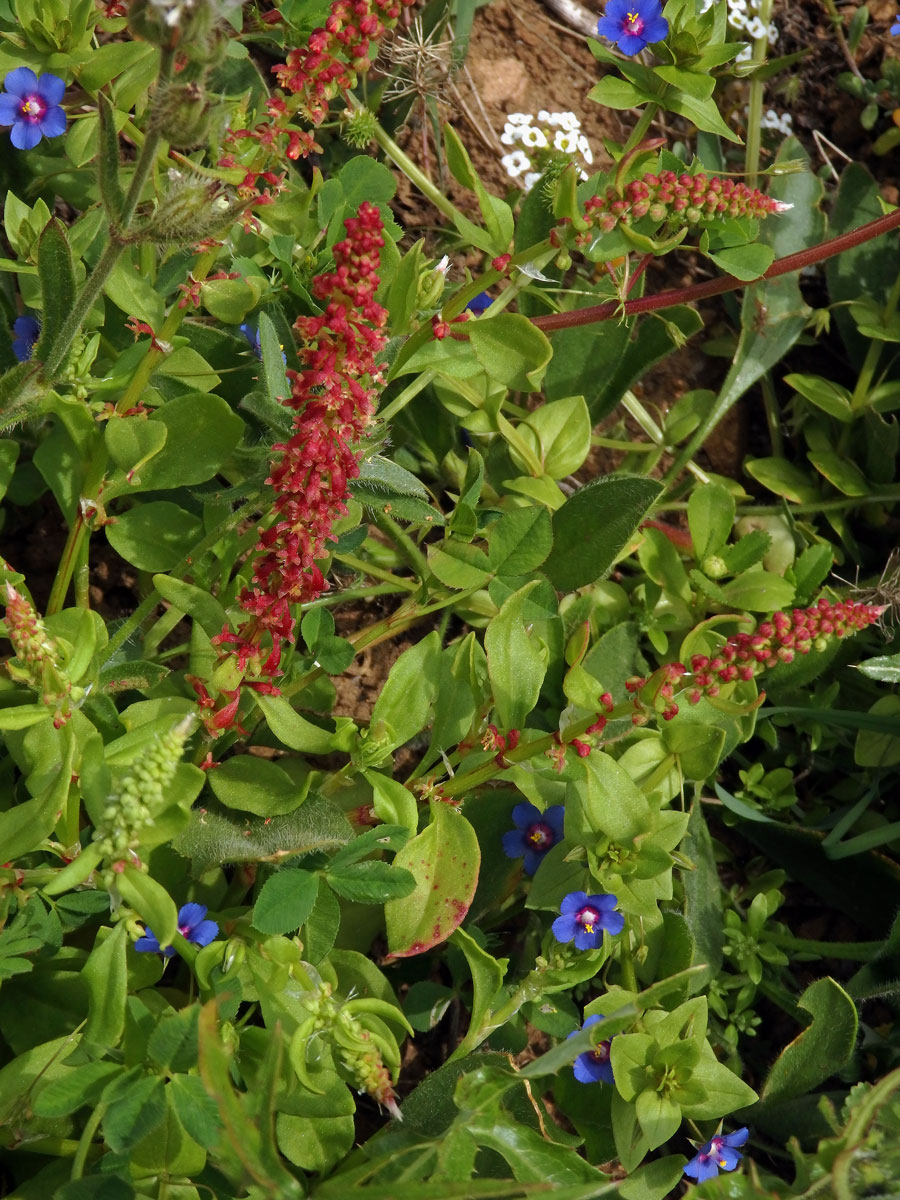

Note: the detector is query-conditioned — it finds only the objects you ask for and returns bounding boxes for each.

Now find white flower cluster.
[499,111,593,193]
[760,107,793,136]
[699,0,779,61]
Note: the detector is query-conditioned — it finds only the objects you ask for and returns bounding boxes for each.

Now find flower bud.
[150,81,212,149]
[340,106,377,149]
[140,170,242,244]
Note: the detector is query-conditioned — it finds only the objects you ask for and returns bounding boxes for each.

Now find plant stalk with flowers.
[2,0,900,1196]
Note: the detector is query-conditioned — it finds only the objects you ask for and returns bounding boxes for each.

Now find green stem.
[367,111,462,225]
[744,0,773,189]
[657,491,900,515]
[618,938,638,992]
[43,48,175,380]
[371,510,429,581]
[850,266,900,412]
[335,552,418,591]
[115,246,219,414]
[378,369,435,423]
[621,102,661,157]
[760,373,784,458]
[767,932,883,961]
[70,1102,105,1180]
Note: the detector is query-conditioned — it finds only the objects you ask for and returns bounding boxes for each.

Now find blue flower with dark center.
[568,1013,615,1083]
[466,291,492,316]
[12,314,40,362]
[551,890,624,950]
[684,1127,749,1183]
[596,0,669,54]
[0,68,66,150]
[135,902,219,959]
[502,801,565,874]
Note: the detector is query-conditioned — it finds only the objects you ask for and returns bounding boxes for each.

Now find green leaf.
[512,395,592,479]
[257,311,289,404]
[106,501,203,572]
[719,569,795,612]
[484,580,548,729]
[666,89,742,142]
[33,218,75,367]
[102,1068,167,1153]
[744,456,819,503]
[147,1007,199,1074]
[448,927,506,1059]
[366,771,419,834]
[544,476,663,591]
[115,865,178,948]
[807,449,870,496]
[326,859,416,903]
[428,538,493,588]
[80,923,127,1059]
[688,482,735,561]
[256,692,338,755]
[761,977,858,1103]
[707,241,774,280]
[169,1073,224,1149]
[588,76,655,108]
[252,868,319,935]
[33,1060,122,1118]
[784,372,854,422]
[385,801,480,957]
[105,413,167,486]
[112,393,243,493]
[856,652,900,684]
[97,93,124,220]
[208,755,310,817]
[487,506,553,576]
[173,796,352,874]
[468,314,552,392]
[680,801,724,993]
[358,454,429,499]
[152,574,228,638]
[104,256,165,327]
[277,1110,355,1174]
[369,631,441,749]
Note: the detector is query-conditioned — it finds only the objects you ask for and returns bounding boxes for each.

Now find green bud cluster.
[340,106,377,150]
[95,715,195,865]
[149,81,213,150]
[295,983,403,1118]
[3,584,81,727]
[139,170,242,244]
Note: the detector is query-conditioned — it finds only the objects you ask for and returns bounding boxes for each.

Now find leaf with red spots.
[384,801,480,959]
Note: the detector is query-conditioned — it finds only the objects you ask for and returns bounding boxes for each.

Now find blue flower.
[568,1013,615,1084]
[551,890,624,950]
[240,322,286,363]
[684,1127,749,1183]
[465,291,492,316]
[12,314,40,362]
[0,68,66,150]
[502,802,565,874]
[135,902,219,959]
[596,0,669,54]
[892,14,900,35]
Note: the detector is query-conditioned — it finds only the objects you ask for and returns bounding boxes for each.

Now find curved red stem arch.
[530,207,900,333]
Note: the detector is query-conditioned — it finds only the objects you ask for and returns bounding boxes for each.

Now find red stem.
[532,208,900,332]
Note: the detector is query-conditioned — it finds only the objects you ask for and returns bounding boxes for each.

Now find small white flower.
[538,109,552,122]
[554,130,579,153]
[500,130,517,146]
[522,171,541,193]
[735,42,752,61]
[729,10,748,29]
[767,21,778,43]
[745,15,766,38]
[435,255,450,275]
[522,127,548,148]
[502,150,530,179]
[556,111,580,131]
[506,112,533,126]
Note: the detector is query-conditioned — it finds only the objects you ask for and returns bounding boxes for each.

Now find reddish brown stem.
[532,208,900,332]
